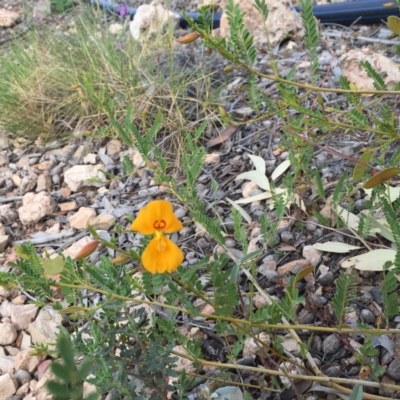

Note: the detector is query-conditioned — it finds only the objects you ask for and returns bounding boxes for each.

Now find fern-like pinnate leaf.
[253,0,269,21]
[382,262,399,326]
[332,271,357,325]
[360,61,387,91]
[299,0,319,82]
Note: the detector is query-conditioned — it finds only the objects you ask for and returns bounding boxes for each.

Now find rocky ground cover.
[1,0,400,399]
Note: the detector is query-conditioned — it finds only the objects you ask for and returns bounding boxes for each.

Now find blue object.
[89,0,400,26]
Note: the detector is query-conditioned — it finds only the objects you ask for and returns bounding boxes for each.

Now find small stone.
[62,236,92,259]
[172,345,196,373]
[36,173,52,192]
[297,308,315,324]
[18,192,55,225]
[242,181,259,198]
[89,213,115,230]
[174,208,187,219]
[280,231,294,244]
[302,245,322,266]
[318,272,334,287]
[0,222,5,236]
[59,187,71,198]
[0,204,18,224]
[387,358,400,381]
[16,382,30,395]
[64,164,107,192]
[0,323,17,345]
[11,295,27,305]
[254,294,268,309]
[204,153,220,164]
[258,260,277,274]
[15,349,46,374]
[0,8,20,27]
[322,334,341,356]
[0,373,17,398]
[0,235,9,252]
[129,3,180,42]
[109,23,123,34]
[0,285,10,298]
[19,169,38,195]
[11,304,39,330]
[15,369,31,386]
[69,207,97,230]
[0,355,15,373]
[106,140,122,156]
[20,331,31,351]
[58,201,78,212]
[243,332,271,357]
[28,307,63,351]
[83,153,97,164]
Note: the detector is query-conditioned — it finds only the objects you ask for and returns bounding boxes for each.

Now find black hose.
[90,0,400,26]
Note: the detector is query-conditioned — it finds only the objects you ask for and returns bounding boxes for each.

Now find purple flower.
[116,5,129,18]
[117,42,123,49]
[33,13,40,20]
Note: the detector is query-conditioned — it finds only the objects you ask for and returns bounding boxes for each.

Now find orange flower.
[130,200,184,274]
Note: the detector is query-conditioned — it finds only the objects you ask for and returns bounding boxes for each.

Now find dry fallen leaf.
[207,125,238,147]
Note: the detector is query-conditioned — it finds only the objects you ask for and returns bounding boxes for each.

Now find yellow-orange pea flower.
[130,200,184,274]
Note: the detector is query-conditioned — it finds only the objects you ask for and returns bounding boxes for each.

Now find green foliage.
[232,208,248,252]
[253,0,269,21]
[280,276,305,320]
[50,0,73,13]
[298,0,319,81]
[360,61,387,91]
[47,327,98,400]
[349,385,363,400]
[380,195,400,268]
[225,0,257,64]
[332,271,357,325]
[122,154,135,175]
[381,262,399,325]
[354,335,385,380]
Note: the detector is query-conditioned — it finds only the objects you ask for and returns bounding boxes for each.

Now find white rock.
[0,355,15,373]
[0,8,20,27]
[15,349,46,374]
[89,213,115,230]
[83,153,97,164]
[204,153,220,164]
[36,173,52,193]
[219,0,302,47]
[129,2,180,42]
[243,332,271,357]
[0,323,17,345]
[0,235,9,252]
[69,207,97,230]
[16,382,30,395]
[340,48,400,93]
[0,204,18,224]
[28,307,63,351]
[0,222,5,235]
[20,331,32,351]
[109,23,123,34]
[62,236,92,259]
[0,373,17,399]
[0,285,10,298]
[18,192,55,225]
[64,164,107,192]
[19,169,38,195]
[106,139,122,156]
[11,304,39,330]
[172,345,196,373]
[302,245,322,266]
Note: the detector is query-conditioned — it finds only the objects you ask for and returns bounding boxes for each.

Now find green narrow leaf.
[349,384,363,400]
[46,381,72,398]
[42,255,65,275]
[353,152,371,182]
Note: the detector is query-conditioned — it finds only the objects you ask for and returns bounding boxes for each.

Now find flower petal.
[130,200,183,235]
[141,236,184,274]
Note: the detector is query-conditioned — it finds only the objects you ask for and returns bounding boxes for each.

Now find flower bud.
[110,255,130,264]
[73,241,99,260]
[218,106,229,119]
[223,65,234,73]
[175,32,200,44]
